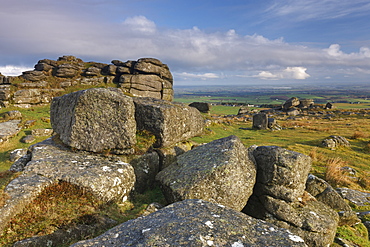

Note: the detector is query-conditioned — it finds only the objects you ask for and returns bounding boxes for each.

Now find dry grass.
[351,131,369,139]
[0,190,10,208]
[325,157,354,187]
[0,181,107,245]
[309,147,326,163]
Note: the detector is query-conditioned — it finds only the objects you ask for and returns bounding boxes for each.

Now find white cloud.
[175,72,220,80]
[283,67,310,79]
[253,67,310,80]
[122,16,156,34]
[0,65,33,76]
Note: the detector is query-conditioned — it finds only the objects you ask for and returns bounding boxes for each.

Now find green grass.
[0,105,52,172]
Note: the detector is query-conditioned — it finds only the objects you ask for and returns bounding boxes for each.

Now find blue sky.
[0,0,369,86]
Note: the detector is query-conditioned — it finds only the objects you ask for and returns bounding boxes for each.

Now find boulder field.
[0,84,358,246]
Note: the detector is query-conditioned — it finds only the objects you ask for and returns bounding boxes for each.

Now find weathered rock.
[50,88,136,153]
[298,99,314,109]
[306,174,352,211]
[24,119,36,128]
[141,202,164,217]
[134,58,173,81]
[22,70,46,81]
[286,108,301,116]
[34,62,54,72]
[127,151,160,193]
[134,97,204,148]
[58,55,82,63]
[306,174,359,226]
[238,106,250,115]
[253,113,268,129]
[18,81,49,88]
[322,135,350,150]
[71,199,307,247]
[12,89,42,104]
[325,102,335,109]
[258,196,338,247]
[283,97,300,110]
[252,146,311,202]
[37,58,59,68]
[9,153,32,172]
[1,110,22,120]
[0,84,11,100]
[156,135,256,211]
[13,215,117,247]
[102,64,117,76]
[9,148,28,162]
[31,128,53,137]
[54,63,81,78]
[189,102,211,113]
[24,137,136,202]
[0,120,22,144]
[336,188,370,207]
[155,141,194,170]
[84,66,102,77]
[243,146,338,246]
[21,135,36,143]
[78,77,106,86]
[0,173,57,233]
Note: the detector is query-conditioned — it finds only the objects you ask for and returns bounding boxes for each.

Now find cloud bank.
[0,1,369,83]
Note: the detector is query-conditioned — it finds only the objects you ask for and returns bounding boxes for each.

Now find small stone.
[21,135,36,143]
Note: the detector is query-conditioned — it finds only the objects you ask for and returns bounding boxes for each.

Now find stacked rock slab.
[1,56,174,108]
[243,146,338,247]
[156,135,256,211]
[50,87,136,153]
[134,97,204,148]
[71,199,307,247]
[119,58,174,101]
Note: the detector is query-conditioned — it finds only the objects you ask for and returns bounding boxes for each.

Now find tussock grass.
[351,131,369,139]
[325,157,354,188]
[0,181,166,246]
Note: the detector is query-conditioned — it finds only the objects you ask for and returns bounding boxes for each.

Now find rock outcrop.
[156,135,256,211]
[243,146,338,247]
[283,97,314,111]
[71,199,307,247]
[306,174,360,226]
[0,55,173,108]
[253,113,268,129]
[322,135,350,150]
[189,102,211,113]
[51,88,137,153]
[0,120,22,144]
[134,97,204,148]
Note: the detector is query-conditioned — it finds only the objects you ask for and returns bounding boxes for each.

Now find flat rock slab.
[24,138,136,202]
[0,120,22,143]
[71,199,307,247]
[156,135,256,211]
[336,188,370,207]
[0,174,56,232]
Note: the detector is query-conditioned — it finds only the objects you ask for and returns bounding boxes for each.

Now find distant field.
[174,84,370,109]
